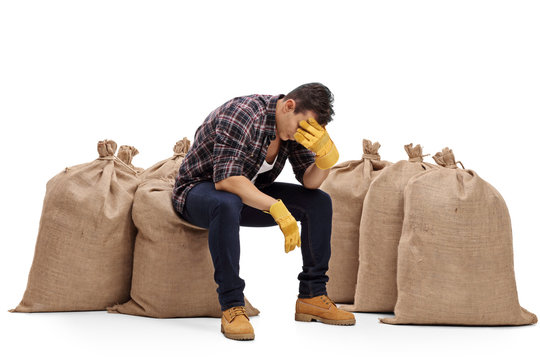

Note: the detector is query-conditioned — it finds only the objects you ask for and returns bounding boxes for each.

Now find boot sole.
[221,324,255,341]
[295,313,356,325]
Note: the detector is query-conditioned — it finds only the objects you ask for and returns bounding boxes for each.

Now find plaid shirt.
[172,93,316,216]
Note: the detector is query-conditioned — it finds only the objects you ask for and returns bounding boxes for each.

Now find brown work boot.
[221,305,255,341]
[295,294,356,325]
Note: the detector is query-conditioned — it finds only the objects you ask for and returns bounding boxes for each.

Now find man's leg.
[240,182,355,326]
[181,181,248,311]
[239,182,332,299]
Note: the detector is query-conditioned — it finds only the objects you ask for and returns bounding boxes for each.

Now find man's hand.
[263,199,301,253]
[294,118,339,169]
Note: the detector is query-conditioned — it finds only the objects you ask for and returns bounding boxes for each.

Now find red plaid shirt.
[172,93,316,216]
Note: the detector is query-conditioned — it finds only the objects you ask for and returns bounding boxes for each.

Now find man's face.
[279,110,319,141]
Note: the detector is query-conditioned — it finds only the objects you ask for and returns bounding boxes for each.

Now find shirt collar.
[264,94,285,140]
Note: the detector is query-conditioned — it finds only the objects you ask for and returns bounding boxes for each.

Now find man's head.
[275,82,335,141]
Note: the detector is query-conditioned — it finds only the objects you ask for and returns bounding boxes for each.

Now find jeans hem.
[221,301,246,312]
[297,290,328,299]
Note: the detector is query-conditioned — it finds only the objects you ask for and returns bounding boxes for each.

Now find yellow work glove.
[293,117,339,170]
[263,199,301,253]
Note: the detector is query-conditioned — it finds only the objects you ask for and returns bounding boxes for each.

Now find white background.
[1,0,538,359]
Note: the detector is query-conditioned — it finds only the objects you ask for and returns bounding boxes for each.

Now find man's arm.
[215,175,277,211]
[217,176,301,254]
[302,162,330,189]
[293,118,338,188]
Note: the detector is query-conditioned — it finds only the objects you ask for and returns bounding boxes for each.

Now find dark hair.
[282,82,335,126]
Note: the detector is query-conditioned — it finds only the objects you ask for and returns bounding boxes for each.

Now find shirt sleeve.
[212,107,253,183]
[288,140,316,186]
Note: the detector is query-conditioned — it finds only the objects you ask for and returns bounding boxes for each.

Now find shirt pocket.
[244,140,263,172]
[244,137,259,158]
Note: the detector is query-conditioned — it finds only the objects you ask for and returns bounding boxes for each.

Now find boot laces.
[228,306,247,320]
[320,295,336,307]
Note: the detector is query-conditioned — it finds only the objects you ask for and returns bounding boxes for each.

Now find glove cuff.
[264,199,289,221]
[315,143,339,169]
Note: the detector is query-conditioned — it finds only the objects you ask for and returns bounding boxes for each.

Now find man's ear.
[285,99,296,112]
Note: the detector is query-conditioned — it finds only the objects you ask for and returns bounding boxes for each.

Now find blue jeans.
[177,180,332,311]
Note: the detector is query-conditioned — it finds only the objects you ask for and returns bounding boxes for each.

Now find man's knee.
[298,189,332,220]
[311,189,332,209]
[210,192,243,218]
[312,189,333,220]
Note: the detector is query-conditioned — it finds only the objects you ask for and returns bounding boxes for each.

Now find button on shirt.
[172,93,316,216]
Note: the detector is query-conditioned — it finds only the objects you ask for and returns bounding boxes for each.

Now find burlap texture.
[10,140,139,312]
[320,139,392,303]
[341,144,438,313]
[140,137,190,181]
[107,142,259,318]
[380,148,537,325]
[117,145,144,173]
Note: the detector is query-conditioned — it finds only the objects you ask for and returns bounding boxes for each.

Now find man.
[172,82,355,341]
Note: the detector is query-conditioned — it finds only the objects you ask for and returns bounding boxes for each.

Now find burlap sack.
[107,142,259,318]
[117,145,144,173]
[380,148,537,325]
[341,144,438,313]
[10,140,139,312]
[140,137,190,181]
[320,139,392,303]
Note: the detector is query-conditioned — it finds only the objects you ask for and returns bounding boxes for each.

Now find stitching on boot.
[298,300,331,310]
